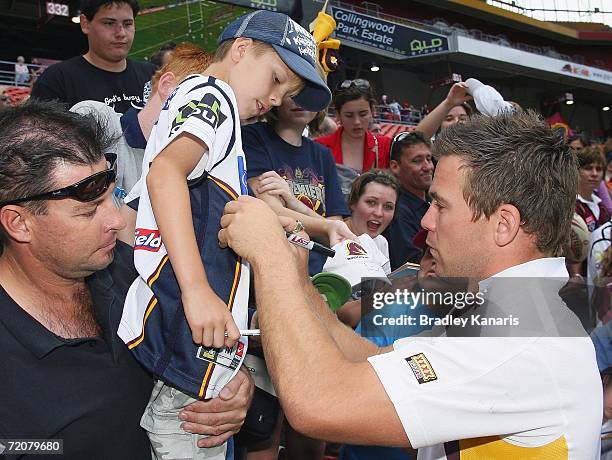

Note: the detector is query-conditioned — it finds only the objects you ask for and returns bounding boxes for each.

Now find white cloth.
[373,234,391,275]
[70,100,145,203]
[368,258,602,459]
[465,78,513,116]
[588,221,611,298]
[14,63,28,75]
[323,234,389,286]
[577,193,603,222]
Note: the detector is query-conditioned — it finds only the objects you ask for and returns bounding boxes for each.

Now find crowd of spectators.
[0,1,611,459]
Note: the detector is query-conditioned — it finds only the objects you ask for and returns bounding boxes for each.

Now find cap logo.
[345,241,368,257]
[284,19,317,63]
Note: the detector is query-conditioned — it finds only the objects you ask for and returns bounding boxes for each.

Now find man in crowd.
[219,110,602,458]
[384,131,433,269]
[31,0,155,113]
[0,101,253,458]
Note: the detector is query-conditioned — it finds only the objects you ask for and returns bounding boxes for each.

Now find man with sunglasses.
[0,101,253,459]
[384,130,434,270]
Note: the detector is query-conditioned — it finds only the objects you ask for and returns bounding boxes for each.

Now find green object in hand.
[311,272,352,313]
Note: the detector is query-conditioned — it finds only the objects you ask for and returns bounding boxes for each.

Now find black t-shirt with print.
[31,56,155,113]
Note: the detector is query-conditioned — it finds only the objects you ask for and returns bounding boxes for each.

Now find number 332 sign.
[46,2,69,16]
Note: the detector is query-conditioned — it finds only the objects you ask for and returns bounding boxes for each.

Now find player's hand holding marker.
[219,196,313,263]
[182,285,241,349]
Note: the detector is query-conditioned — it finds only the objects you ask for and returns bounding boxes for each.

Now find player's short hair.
[151,43,213,93]
[433,109,577,255]
[0,100,115,251]
[80,0,140,21]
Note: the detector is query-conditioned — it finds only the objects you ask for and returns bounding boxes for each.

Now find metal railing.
[326,105,421,127]
[0,60,47,88]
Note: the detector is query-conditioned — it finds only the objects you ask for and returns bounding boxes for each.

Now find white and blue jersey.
[119,75,250,399]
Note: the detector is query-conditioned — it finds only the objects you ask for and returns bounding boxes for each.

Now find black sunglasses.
[0,168,117,207]
[389,131,426,159]
[338,79,371,90]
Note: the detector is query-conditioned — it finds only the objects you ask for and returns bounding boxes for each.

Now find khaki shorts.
[141,380,227,460]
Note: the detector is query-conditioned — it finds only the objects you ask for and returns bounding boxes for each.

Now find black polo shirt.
[0,242,153,460]
[383,187,430,270]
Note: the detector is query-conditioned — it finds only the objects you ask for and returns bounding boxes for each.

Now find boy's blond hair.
[150,43,213,93]
[214,38,304,96]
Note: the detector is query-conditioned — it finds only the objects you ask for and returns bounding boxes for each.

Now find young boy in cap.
[118,10,331,458]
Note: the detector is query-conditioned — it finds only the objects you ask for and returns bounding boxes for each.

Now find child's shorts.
[141,380,227,460]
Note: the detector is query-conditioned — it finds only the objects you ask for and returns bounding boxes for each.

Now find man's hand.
[182,287,241,348]
[179,366,255,448]
[444,82,472,107]
[219,196,297,265]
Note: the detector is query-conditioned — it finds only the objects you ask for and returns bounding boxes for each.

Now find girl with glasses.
[315,79,392,200]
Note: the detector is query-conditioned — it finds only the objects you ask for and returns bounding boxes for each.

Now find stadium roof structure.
[419,0,612,44]
[329,0,612,95]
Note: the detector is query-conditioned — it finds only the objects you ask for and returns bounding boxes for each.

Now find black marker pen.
[286,232,336,258]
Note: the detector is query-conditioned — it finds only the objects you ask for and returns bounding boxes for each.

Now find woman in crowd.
[569,135,612,213]
[336,170,399,329]
[415,81,473,139]
[343,169,399,261]
[315,79,392,198]
[575,147,610,233]
[567,134,587,151]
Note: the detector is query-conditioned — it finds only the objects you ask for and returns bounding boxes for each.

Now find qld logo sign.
[331,6,449,59]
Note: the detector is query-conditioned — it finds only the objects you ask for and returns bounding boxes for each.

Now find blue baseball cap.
[219,10,332,112]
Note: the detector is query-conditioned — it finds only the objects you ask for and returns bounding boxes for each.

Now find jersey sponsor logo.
[134,228,162,252]
[170,93,227,135]
[406,353,437,384]
[196,341,245,370]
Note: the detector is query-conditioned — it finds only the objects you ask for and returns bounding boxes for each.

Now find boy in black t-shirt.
[31,0,154,113]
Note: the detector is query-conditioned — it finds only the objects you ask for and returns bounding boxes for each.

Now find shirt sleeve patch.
[170,93,227,136]
[405,353,437,384]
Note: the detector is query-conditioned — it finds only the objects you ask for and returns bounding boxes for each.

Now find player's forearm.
[253,248,349,405]
[147,162,211,293]
[416,98,453,139]
[303,280,380,361]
